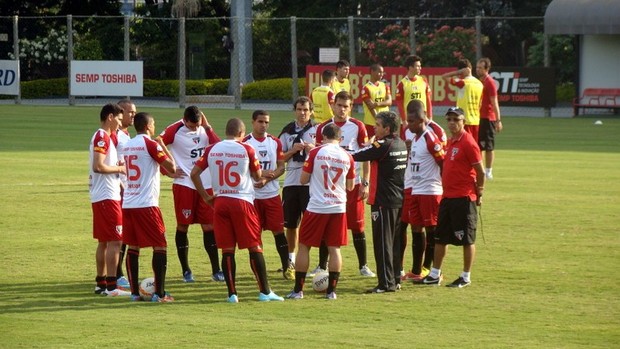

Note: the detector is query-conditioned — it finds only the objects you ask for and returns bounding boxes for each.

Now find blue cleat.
[227,294,239,303]
[183,271,195,283]
[258,291,284,302]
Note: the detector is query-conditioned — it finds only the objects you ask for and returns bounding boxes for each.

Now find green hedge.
[242,78,306,100]
[22,78,69,98]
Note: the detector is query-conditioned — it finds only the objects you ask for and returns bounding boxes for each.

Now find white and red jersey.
[409,128,444,195]
[159,120,220,190]
[243,133,283,200]
[120,135,170,208]
[315,117,367,184]
[117,129,131,188]
[89,129,121,203]
[427,120,447,148]
[194,140,261,204]
[403,128,415,190]
[303,143,355,214]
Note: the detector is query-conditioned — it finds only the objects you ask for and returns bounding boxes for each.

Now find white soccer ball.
[139,277,155,301]
[594,120,603,125]
[312,270,329,293]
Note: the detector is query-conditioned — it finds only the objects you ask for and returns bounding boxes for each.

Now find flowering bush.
[365,24,477,67]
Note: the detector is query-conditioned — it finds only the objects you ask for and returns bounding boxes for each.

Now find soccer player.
[156,106,224,283]
[121,112,176,302]
[89,103,131,297]
[395,55,433,124]
[243,110,294,280]
[190,118,284,303]
[476,57,503,180]
[330,59,351,93]
[314,91,375,278]
[311,69,336,123]
[352,111,408,293]
[441,59,483,142]
[415,107,485,288]
[401,100,445,282]
[114,98,137,290]
[286,123,355,300]
[361,64,392,138]
[279,97,317,267]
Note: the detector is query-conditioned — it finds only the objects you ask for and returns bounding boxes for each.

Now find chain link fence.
[1,15,574,116]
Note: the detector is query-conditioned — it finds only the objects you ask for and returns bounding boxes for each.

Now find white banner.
[0,60,20,95]
[70,61,143,96]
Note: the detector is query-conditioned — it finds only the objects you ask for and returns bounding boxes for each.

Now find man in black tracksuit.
[352,111,408,293]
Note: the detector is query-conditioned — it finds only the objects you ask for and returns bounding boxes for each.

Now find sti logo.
[490,72,521,94]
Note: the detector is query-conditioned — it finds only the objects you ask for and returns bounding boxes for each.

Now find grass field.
[0,105,619,348]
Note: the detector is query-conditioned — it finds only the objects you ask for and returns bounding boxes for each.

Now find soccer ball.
[139,277,156,301]
[312,270,329,293]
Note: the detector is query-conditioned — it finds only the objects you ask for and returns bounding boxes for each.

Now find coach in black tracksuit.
[352,111,407,293]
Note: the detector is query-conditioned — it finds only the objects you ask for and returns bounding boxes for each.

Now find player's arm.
[491,95,502,132]
[190,164,215,206]
[395,81,405,118]
[473,161,485,206]
[92,151,126,175]
[154,136,182,178]
[426,85,433,120]
[299,170,310,185]
[381,85,393,107]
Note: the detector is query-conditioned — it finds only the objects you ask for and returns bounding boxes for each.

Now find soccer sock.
[105,276,117,291]
[325,271,340,294]
[116,244,127,277]
[399,223,408,271]
[423,229,435,269]
[288,252,296,263]
[294,272,306,293]
[318,242,328,270]
[274,233,290,270]
[95,276,106,290]
[486,168,493,176]
[202,230,220,274]
[412,232,426,275]
[461,271,471,282]
[221,252,237,296]
[152,250,167,297]
[126,248,140,295]
[249,251,270,294]
[430,267,441,279]
[175,231,191,273]
[353,231,367,269]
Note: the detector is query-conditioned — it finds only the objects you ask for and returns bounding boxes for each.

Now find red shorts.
[122,206,167,248]
[299,211,348,248]
[92,200,123,242]
[365,124,375,138]
[464,125,479,144]
[408,194,441,227]
[254,195,284,232]
[213,196,262,250]
[173,184,214,225]
[400,188,414,223]
[346,184,365,231]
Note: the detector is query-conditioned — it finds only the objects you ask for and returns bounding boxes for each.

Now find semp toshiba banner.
[306,65,555,108]
[70,61,143,96]
[0,60,20,95]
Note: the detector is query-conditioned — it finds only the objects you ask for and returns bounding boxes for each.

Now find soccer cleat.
[325,292,337,300]
[446,277,471,288]
[396,283,402,291]
[116,276,130,290]
[401,272,424,282]
[413,274,441,285]
[421,267,430,278]
[283,264,295,280]
[307,265,325,278]
[130,294,143,302]
[366,286,387,294]
[95,286,106,295]
[227,294,239,303]
[285,290,304,299]
[103,288,131,297]
[212,271,225,282]
[258,291,284,302]
[359,265,376,277]
[151,292,174,303]
[183,271,195,283]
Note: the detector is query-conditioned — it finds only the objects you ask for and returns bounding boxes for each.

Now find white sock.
[288,252,296,262]
[461,271,471,282]
[486,168,493,176]
[430,267,441,278]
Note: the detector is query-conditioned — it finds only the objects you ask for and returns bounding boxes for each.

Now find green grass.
[0,105,619,348]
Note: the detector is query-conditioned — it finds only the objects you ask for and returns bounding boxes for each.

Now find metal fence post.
[13,15,20,105]
[178,17,186,108]
[409,17,416,55]
[290,16,298,102]
[544,33,551,117]
[347,16,355,65]
[231,16,241,109]
[124,15,130,100]
[475,15,482,62]
[67,15,75,106]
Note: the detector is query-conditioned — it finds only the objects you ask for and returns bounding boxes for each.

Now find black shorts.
[435,197,477,246]
[478,118,496,151]
[282,186,310,229]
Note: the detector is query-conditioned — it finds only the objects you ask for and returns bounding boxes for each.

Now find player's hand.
[203,192,217,207]
[359,184,369,200]
[476,195,482,206]
[496,120,503,133]
[254,178,267,189]
[169,168,186,179]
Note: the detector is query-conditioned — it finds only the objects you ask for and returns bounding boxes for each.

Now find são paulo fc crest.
[259,150,268,158]
[192,137,200,144]
[454,230,464,240]
[450,147,459,160]
[371,211,379,221]
[182,209,192,218]
[116,225,123,235]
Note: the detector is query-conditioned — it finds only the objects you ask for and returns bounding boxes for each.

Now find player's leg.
[325,213,348,298]
[172,184,195,282]
[348,185,374,277]
[104,240,122,292]
[95,241,107,293]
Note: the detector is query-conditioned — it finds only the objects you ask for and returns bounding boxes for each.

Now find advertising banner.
[70,61,143,96]
[0,60,20,95]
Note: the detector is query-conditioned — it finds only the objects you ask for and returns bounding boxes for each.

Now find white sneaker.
[307,265,325,278]
[359,265,376,277]
[103,288,131,297]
